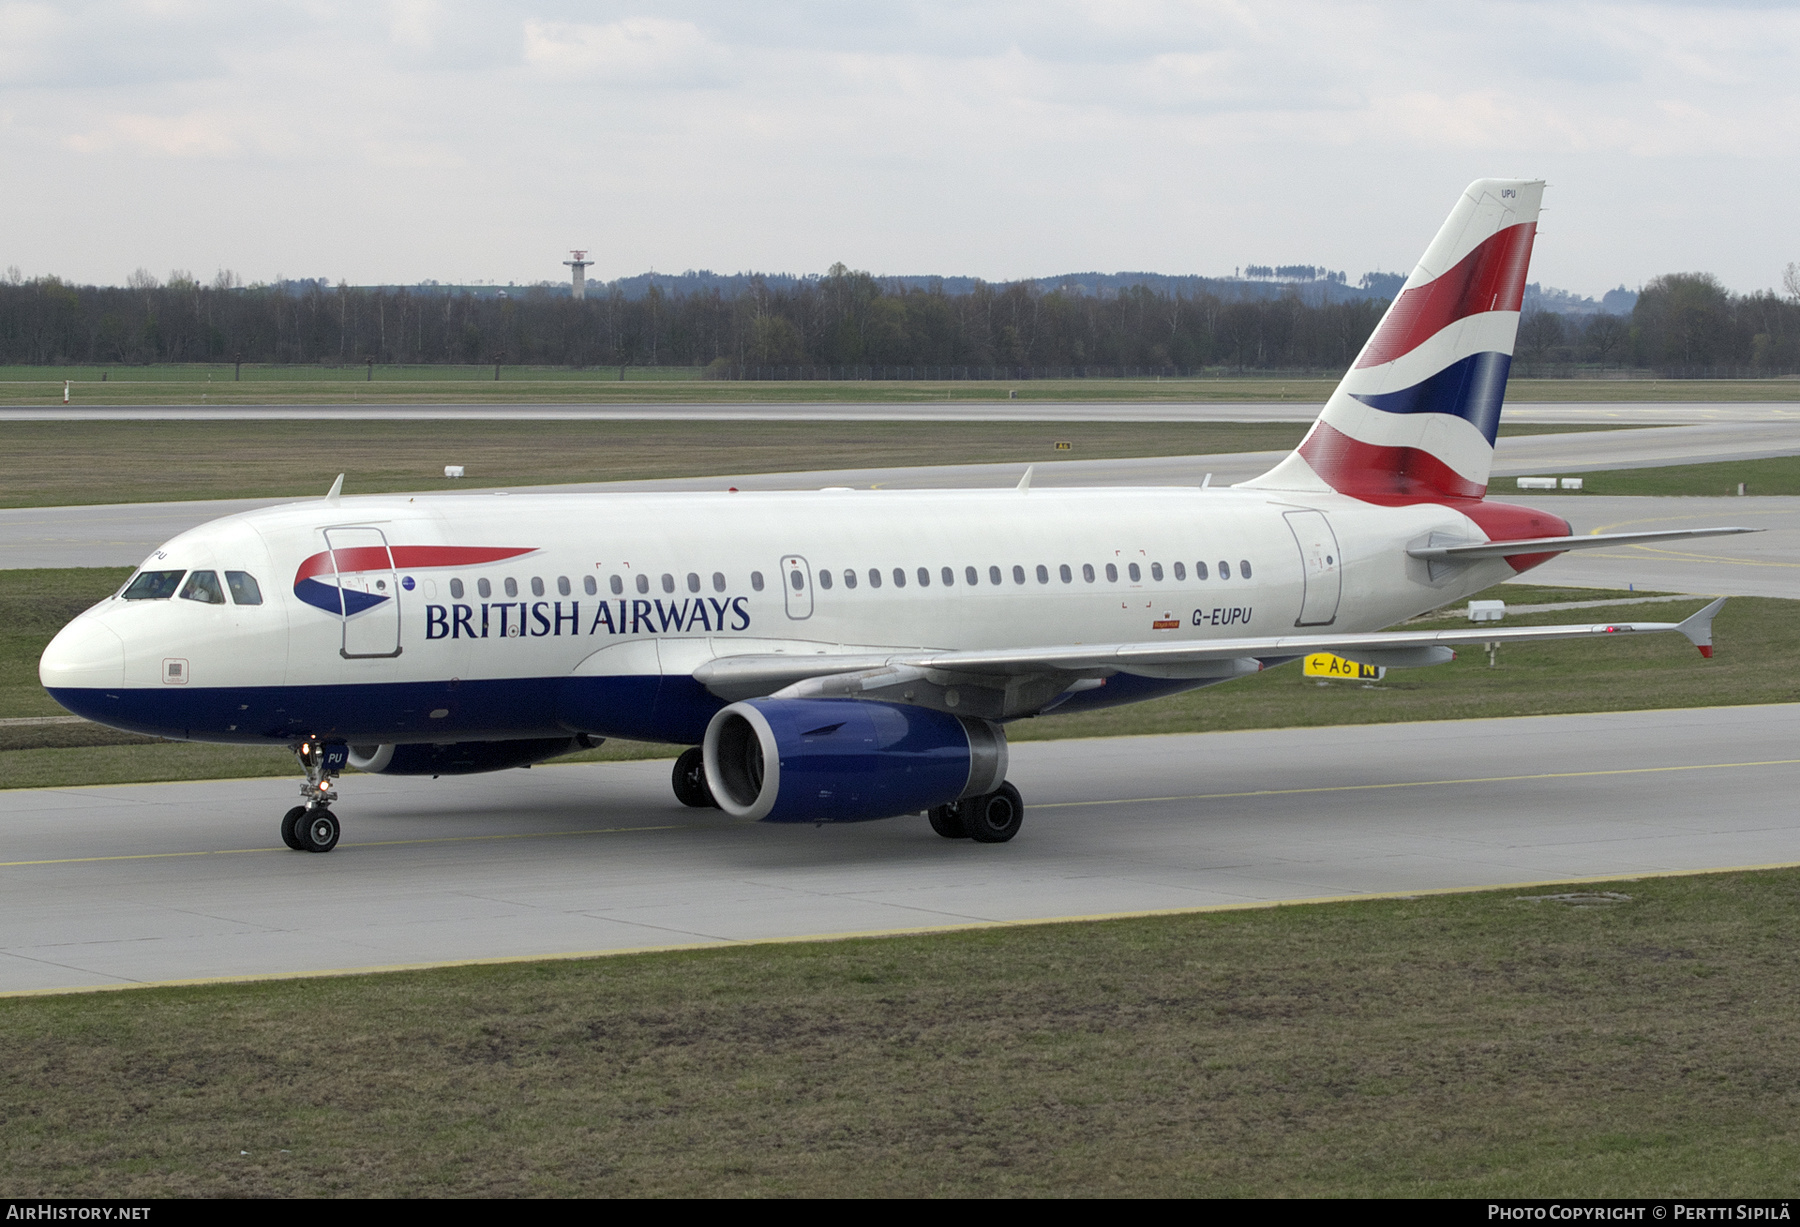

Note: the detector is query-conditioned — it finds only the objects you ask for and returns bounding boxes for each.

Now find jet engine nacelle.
[347,737,585,776]
[703,697,1007,823]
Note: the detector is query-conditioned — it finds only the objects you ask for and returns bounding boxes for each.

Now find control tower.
[563,250,594,300]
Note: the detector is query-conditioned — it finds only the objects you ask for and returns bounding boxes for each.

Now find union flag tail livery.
[1247,179,1542,502]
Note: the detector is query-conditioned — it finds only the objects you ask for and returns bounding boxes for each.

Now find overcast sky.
[2,1,1795,296]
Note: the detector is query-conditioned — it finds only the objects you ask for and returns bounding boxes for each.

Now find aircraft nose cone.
[39,618,125,694]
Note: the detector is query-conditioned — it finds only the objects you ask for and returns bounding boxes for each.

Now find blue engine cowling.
[347,736,588,776]
[702,698,1007,824]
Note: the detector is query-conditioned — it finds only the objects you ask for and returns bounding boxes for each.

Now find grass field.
[5,567,1792,790]
[0,419,1607,508]
[1517,453,1800,498]
[6,865,1800,1196]
[0,368,1795,405]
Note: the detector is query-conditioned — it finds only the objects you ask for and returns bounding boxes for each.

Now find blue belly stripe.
[48,674,725,747]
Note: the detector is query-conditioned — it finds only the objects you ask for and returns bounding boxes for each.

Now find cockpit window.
[122,570,185,600]
[225,571,264,605]
[179,571,227,605]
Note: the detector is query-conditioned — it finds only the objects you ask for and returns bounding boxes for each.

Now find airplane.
[39,179,1755,854]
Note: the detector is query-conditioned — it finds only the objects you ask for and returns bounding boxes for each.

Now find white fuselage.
[40,485,1519,746]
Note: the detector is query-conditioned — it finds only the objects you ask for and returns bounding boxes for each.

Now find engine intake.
[703,698,1006,823]
[347,736,587,776]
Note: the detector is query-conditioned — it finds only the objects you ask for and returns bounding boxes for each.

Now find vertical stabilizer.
[1244,179,1543,501]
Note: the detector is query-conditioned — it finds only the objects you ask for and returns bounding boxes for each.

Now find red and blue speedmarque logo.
[293,546,536,616]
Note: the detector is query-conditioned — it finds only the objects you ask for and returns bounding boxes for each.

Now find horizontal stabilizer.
[1408,526,1758,561]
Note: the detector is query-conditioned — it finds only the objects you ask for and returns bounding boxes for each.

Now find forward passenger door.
[324,526,403,657]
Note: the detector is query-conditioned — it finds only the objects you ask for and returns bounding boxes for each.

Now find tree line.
[0,263,1794,376]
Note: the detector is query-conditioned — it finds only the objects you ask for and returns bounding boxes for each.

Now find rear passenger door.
[1283,510,1342,627]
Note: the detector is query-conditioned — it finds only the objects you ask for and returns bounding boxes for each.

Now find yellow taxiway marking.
[11,856,1800,999]
[0,823,681,868]
[1584,509,1800,570]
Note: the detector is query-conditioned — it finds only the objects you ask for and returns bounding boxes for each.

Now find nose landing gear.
[284,739,347,853]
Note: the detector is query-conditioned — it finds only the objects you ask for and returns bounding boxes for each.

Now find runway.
[3,704,1795,995]
[5,420,1798,574]
[3,399,1799,423]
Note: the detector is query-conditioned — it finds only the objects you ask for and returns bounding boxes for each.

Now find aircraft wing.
[692,599,1728,719]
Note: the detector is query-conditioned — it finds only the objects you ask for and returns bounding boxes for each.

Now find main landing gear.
[672,747,718,808]
[928,781,1025,844]
[282,738,343,853]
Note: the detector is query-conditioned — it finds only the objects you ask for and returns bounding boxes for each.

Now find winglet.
[325,473,344,503]
[1017,465,1033,494]
[1676,597,1726,658]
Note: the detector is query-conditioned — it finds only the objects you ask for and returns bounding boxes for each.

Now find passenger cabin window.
[712,572,726,592]
[1150,562,1163,581]
[791,568,806,591]
[1082,563,1095,583]
[943,567,956,587]
[916,567,930,587]
[478,578,492,598]
[531,577,545,597]
[868,569,881,588]
[122,570,185,600]
[751,571,765,591]
[1036,565,1049,584]
[965,566,978,585]
[1060,564,1072,583]
[1173,562,1186,581]
[988,565,1002,585]
[610,575,623,595]
[179,571,226,604]
[661,574,675,594]
[1240,559,1253,578]
[450,578,465,599]
[687,572,701,593]
[558,576,571,596]
[893,568,906,588]
[1105,563,1118,582]
[1012,565,1025,585]
[1195,562,1209,580]
[819,570,833,590]
[1219,561,1231,580]
[844,569,858,589]
[583,576,597,595]
[504,577,519,598]
[636,574,650,594]
[225,571,263,605]
[1128,563,1141,582]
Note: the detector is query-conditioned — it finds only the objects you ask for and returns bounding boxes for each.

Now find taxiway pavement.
[4,400,1799,423]
[3,704,1794,994]
[5,420,1798,576]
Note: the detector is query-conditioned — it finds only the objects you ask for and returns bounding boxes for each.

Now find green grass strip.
[1523,453,1800,497]
[6,864,1800,1195]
